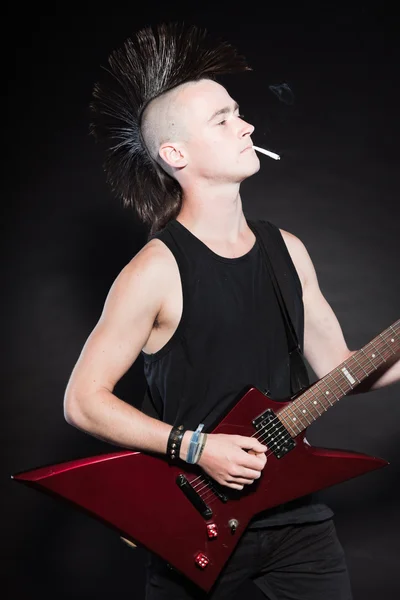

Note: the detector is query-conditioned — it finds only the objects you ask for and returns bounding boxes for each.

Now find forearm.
[350,351,400,393]
[64,388,174,455]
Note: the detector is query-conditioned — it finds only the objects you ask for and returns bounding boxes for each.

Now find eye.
[218,119,227,126]
[238,114,245,119]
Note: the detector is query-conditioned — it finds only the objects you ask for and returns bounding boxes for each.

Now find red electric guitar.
[12,319,398,592]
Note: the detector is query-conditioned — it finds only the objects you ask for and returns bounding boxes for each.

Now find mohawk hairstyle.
[89,22,251,235]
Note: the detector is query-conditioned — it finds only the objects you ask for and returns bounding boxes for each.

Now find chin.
[239,161,261,181]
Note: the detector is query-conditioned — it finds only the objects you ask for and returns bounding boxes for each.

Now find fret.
[389,325,398,345]
[314,381,335,407]
[304,387,324,416]
[296,391,320,421]
[283,406,303,434]
[363,342,386,369]
[325,373,344,400]
[284,421,298,437]
[282,406,301,431]
[311,385,331,412]
[370,342,386,365]
[342,355,361,376]
[309,393,323,416]
[379,333,396,356]
[296,407,313,426]
[279,405,308,437]
[278,410,291,431]
[305,393,323,419]
[277,319,399,437]
[364,341,387,368]
[359,348,377,372]
[292,401,313,425]
[334,368,352,394]
[280,417,296,437]
[340,364,359,386]
[291,404,310,429]
[309,384,329,414]
[370,340,388,362]
[282,399,312,433]
[326,375,342,401]
[332,367,348,396]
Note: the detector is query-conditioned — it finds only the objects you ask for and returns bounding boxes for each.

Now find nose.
[239,118,254,138]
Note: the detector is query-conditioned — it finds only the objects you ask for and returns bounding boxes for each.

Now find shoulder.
[131,237,176,272]
[278,228,306,256]
[106,237,177,306]
[129,234,177,272]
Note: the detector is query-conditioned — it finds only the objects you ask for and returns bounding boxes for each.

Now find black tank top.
[140,218,333,527]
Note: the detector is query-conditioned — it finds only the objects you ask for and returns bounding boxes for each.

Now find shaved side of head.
[140,81,199,174]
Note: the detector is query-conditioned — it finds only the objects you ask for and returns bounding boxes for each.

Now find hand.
[196,433,267,490]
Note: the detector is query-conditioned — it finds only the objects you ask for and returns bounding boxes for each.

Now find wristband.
[166,424,185,461]
[186,423,204,464]
[193,432,207,464]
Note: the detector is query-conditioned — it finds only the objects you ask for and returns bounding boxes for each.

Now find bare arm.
[64,241,174,454]
[64,239,267,489]
[281,229,400,389]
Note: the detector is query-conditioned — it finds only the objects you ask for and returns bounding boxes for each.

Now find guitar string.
[195,336,395,504]
[187,335,398,505]
[195,343,394,504]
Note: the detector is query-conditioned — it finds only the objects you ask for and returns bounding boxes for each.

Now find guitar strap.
[248,219,310,396]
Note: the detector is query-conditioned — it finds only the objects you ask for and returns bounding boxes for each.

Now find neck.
[278,319,400,437]
[177,183,248,244]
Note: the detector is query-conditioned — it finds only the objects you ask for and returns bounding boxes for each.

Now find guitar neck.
[279,319,400,437]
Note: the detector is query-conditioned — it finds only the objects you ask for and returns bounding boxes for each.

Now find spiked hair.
[89,22,251,235]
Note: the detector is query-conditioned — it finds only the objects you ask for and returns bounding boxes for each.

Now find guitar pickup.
[205,478,228,503]
[176,474,213,519]
[252,408,296,459]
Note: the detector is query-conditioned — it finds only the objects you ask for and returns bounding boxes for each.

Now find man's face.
[176,79,260,183]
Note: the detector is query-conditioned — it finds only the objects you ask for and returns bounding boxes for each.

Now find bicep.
[303,280,352,378]
[281,230,352,378]
[65,247,164,402]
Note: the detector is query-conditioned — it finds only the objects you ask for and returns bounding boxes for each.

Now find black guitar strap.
[248,219,310,396]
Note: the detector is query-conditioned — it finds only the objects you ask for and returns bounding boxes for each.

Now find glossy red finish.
[12,387,388,592]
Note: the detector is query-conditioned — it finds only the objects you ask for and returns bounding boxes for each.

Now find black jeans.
[145,519,353,599]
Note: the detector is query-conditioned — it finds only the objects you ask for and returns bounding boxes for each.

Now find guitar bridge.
[252,409,296,459]
[176,474,213,519]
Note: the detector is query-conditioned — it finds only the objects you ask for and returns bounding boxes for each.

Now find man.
[63,23,399,599]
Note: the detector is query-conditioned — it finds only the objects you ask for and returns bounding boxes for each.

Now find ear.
[158,142,188,170]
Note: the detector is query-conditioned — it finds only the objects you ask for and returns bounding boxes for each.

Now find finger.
[237,467,262,480]
[248,450,267,467]
[227,477,257,486]
[248,449,266,456]
[241,453,267,471]
[236,436,267,453]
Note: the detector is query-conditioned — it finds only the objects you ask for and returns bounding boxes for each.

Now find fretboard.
[278,319,399,437]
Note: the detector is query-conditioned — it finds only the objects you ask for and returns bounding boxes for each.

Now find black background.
[4,3,399,599]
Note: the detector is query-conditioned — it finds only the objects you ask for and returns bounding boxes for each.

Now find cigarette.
[253,145,280,160]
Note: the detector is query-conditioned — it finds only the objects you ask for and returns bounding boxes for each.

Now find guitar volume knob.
[228,519,239,533]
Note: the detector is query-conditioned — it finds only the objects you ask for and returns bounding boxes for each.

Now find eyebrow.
[208,101,240,122]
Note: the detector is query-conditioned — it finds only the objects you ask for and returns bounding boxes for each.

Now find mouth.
[241,145,254,153]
